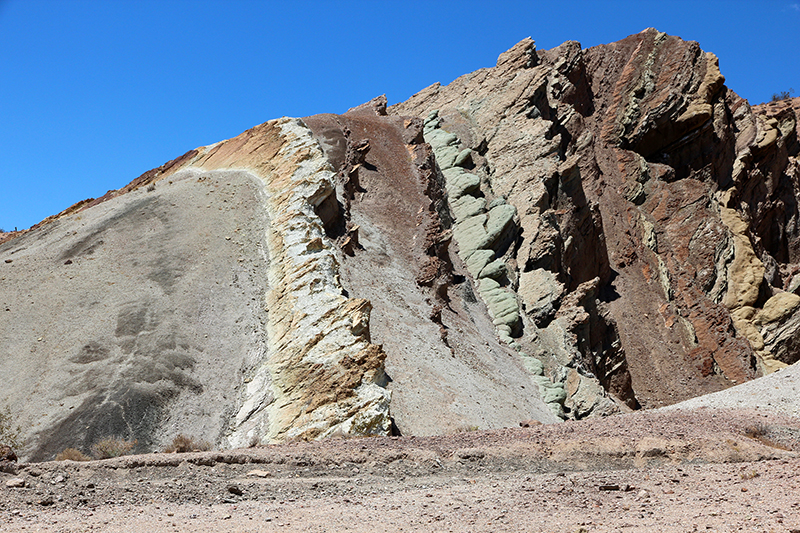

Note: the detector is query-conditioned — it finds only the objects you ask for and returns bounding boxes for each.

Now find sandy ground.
[3,406,800,532]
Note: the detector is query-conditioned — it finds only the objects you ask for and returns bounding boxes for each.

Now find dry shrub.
[740,468,760,480]
[164,434,211,453]
[0,404,22,450]
[743,423,790,451]
[744,423,769,439]
[90,437,136,459]
[771,88,795,102]
[55,448,91,461]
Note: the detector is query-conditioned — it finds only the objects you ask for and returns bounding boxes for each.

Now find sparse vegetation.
[771,88,795,101]
[740,468,760,480]
[0,404,22,450]
[164,434,211,453]
[744,423,769,439]
[55,448,92,461]
[90,437,136,459]
[743,422,791,450]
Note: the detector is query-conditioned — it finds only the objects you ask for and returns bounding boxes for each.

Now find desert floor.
[3,407,800,532]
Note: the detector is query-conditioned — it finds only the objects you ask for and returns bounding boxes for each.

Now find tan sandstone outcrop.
[158,118,394,444]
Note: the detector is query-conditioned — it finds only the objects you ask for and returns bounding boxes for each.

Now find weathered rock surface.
[2,29,799,461]
[301,111,559,436]
[1,92,558,462]
[0,119,401,460]
[1,165,273,461]
[391,28,800,412]
[0,445,16,474]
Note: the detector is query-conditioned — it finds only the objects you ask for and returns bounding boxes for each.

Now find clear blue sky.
[1,0,798,231]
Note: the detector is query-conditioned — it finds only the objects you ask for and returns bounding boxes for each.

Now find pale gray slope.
[0,169,270,461]
[342,210,561,435]
[662,362,800,418]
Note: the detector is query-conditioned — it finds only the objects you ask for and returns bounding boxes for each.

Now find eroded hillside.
[1,29,798,461]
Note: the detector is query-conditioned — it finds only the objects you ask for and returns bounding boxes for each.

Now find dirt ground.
[3,408,800,532]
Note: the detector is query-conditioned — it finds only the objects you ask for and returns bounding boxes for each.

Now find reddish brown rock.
[391,28,799,411]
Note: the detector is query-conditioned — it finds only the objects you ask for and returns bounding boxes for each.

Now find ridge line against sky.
[1,0,798,231]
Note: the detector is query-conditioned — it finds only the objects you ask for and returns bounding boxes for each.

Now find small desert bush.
[164,434,211,453]
[90,437,136,459]
[744,423,769,439]
[743,422,790,451]
[0,405,22,450]
[740,468,760,480]
[771,88,795,102]
[55,448,91,461]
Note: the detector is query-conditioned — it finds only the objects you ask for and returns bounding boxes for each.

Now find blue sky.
[1,0,798,231]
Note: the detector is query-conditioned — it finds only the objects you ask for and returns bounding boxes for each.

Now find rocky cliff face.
[392,28,800,413]
[1,29,798,460]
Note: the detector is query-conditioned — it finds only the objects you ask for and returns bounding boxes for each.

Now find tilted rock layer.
[392,28,800,412]
[1,29,798,460]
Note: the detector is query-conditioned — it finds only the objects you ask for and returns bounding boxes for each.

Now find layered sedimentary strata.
[0,119,397,460]
[201,118,393,445]
[136,118,396,445]
[302,108,559,436]
[1,109,561,461]
[2,29,799,460]
[391,28,800,413]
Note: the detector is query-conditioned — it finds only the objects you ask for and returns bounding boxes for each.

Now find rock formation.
[1,29,798,460]
[392,28,799,413]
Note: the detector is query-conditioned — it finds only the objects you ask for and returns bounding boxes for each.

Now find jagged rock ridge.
[392,28,800,413]
[1,29,798,460]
